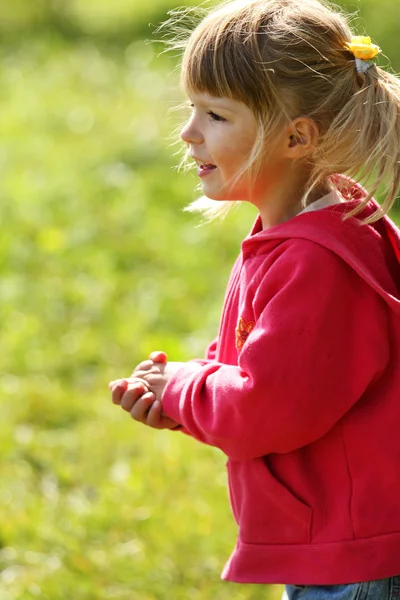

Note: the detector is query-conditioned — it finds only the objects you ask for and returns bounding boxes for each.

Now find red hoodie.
[162,180,400,585]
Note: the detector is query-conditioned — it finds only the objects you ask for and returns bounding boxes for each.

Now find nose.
[180,116,203,145]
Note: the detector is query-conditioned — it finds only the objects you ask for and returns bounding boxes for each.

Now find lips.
[197,163,217,178]
[199,164,217,171]
[191,156,218,177]
[191,156,217,168]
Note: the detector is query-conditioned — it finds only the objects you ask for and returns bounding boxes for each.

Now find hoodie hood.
[242,178,400,313]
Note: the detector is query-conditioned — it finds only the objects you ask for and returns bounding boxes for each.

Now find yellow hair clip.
[345,36,381,60]
[344,36,381,74]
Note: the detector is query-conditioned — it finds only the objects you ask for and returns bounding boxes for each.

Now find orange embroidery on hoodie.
[236,318,255,349]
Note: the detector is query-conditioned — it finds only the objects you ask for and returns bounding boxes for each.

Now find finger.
[132,369,153,380]
[130,392,156,422]
[111,380,129,405]
[146,400,163,427]
[146,401,178,429]
[132,360,153,374]
[120,382,148,412]
[149,351,168,363]
[109,378,126,390]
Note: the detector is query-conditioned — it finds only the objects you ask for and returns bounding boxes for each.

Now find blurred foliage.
[0,0,201,43]
[0,1,398,599]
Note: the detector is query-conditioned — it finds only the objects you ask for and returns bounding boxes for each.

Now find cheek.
[218,138,255,172]
[235,133,257,164]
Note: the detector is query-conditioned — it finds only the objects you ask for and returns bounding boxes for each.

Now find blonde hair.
[161,0,400,222]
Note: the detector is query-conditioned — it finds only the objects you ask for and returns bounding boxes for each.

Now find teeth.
[196,159,215,167]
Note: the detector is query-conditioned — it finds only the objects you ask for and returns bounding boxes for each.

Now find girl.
[110,0,400,597]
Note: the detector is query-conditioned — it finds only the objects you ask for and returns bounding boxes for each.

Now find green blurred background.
[0,1,399,598]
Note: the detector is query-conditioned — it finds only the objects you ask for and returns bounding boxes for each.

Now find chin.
[203,189,241,202]
[204,194,230,202]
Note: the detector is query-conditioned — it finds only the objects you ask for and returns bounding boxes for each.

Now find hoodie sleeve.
[169,337,218,435]
[205,337,218,361]
[162,242,390,459]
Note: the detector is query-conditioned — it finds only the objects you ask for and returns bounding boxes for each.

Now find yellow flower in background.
[345,36,381,60]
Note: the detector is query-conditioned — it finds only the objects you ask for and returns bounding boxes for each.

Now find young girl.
[110,0,400,597]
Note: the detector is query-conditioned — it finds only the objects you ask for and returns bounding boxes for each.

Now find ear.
[283,117,319,159]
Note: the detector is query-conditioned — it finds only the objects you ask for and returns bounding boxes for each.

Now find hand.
[109,351,183,430]
[111,378,178,429]
[131,357,185,404]
[109,350,168,405]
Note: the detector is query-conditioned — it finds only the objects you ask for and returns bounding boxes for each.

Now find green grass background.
[0,1,399,598]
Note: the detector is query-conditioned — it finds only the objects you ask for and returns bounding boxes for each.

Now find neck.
[253,163,331,229]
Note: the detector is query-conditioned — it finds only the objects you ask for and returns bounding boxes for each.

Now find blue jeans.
[284,577,400,600]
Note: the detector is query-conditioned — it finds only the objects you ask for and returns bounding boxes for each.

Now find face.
[180,91,288,204]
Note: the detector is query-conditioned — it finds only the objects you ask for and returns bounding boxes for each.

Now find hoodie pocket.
[227,457,312,544]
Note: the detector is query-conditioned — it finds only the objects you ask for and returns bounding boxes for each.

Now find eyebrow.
[189,97,237,114]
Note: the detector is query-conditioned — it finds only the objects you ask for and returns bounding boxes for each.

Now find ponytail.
[312,65,400,222]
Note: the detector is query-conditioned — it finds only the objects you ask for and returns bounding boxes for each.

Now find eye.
[188,103,226,123]
[207,111,226,123]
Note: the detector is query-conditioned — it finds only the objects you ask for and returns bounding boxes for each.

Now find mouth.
[194,159,218,177]
[199,164,217,172]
